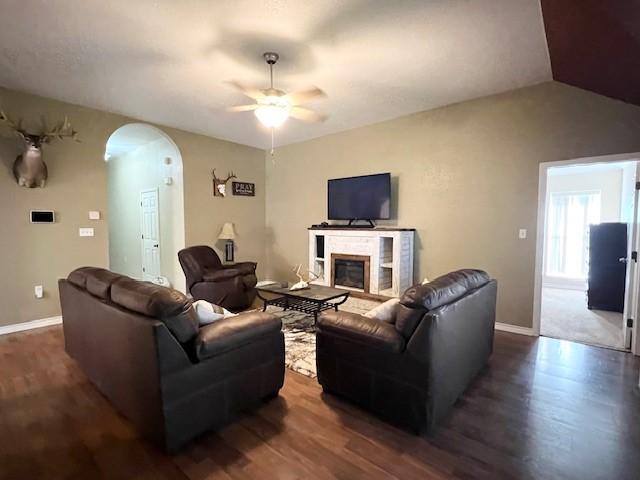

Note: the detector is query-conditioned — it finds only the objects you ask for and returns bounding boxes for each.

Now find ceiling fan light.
[254,105,289,128]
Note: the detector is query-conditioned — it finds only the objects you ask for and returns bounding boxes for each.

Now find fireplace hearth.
[331,254,370,292]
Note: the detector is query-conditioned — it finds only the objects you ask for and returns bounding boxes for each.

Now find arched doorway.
[105,123,186,292]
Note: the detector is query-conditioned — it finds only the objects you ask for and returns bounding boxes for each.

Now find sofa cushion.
[203,268,240,282]
[111,278,199,343]
[242,273,258,289]
[195,312,282,360]
[67,266,99,289]
[401,269,490,311]
[193,300,237,326]
[227,262,257,275]
[86,269,124,300]
[364,297,400,323]
[394,304,425,338]
[318,311,405,353]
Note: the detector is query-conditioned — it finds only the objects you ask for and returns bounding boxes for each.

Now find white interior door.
[624,163,640,352]
[140,188,161,281]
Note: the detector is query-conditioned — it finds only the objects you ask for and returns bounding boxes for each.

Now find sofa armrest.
[223,262,257,275]
[195,312,281,360]
[317,311,405,353]
[202,268,241,282]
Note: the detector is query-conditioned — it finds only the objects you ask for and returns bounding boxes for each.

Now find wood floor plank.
[1,327,639,480]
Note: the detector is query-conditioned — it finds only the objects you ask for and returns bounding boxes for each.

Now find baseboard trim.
[495,322,536,336]
[0,316,63,336]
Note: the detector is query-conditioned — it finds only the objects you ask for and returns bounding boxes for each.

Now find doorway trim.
[140,188,161,281]
[105,123,186,292]
[533,152,640,355]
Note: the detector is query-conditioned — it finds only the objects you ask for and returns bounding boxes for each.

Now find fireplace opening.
[331,254,370,292]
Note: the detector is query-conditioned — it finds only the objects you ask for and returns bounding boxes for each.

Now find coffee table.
[256,283,350,323]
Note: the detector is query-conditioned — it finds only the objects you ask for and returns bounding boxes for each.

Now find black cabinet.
[587,222,627,313]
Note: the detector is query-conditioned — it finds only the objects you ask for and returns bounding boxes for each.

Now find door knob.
[619,257,628,264]
[154,244,159,248]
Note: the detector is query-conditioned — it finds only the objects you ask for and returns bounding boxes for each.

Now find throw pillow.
[364,297,400,323]
[193,300,237,326]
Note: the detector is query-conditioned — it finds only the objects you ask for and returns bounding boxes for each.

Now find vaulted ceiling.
[0,0,551,149]
[541,0,640,107]
[0,1,636,149]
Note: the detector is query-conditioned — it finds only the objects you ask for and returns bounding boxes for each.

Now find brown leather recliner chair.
[59,267,284,452]
[316,269,497,433]
[178,245,257,312]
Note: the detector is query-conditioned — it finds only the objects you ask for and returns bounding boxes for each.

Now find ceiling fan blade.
[286,87,326,105]
[226,80,265,100]
[289,106,328,123]
[227,104,259,112]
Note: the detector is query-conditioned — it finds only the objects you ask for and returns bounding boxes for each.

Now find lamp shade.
[218,222,237,240]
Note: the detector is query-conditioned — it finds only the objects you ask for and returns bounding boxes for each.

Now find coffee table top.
[256,283,350,301]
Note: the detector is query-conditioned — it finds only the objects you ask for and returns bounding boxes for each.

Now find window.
[545,191,601,279]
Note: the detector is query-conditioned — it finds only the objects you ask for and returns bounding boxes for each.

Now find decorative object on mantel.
[0,110,80,188]
[290,264,320,291]
[232,181,255,196]
[211,169,236,197]
[217,222,237,262]
[226,52,328,155]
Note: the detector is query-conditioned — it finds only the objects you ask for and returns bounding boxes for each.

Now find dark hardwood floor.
[1,327,639,480]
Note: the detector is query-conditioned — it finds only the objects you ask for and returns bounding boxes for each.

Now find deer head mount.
[0,110,80,188]
[211,169,237,197]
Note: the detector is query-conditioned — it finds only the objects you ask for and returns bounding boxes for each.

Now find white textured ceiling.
[0,0,552,149]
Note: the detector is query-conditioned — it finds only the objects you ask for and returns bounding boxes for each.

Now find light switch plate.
[34,285,43,299]
[79,227,95,237]
[519,229,527,239]
[89,211,101,220]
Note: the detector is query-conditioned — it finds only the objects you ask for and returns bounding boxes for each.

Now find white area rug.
[265,297,381,378]
[540,287,624,350]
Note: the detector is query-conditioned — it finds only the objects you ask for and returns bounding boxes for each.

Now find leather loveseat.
[316,269,497,433]
[59,267,284,452]
[178,245,257,312]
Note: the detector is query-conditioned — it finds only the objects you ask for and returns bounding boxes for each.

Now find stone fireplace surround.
[308,228,415,298]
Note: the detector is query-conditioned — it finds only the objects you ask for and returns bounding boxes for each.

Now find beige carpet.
[540,287,625,350]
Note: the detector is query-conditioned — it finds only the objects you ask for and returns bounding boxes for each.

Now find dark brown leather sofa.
[178,245,257,312]
[316,269,497,433]
[59,267,284,452]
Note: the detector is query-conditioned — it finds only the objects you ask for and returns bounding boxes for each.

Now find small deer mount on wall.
[0,110,80,188]
[212,169,237,197]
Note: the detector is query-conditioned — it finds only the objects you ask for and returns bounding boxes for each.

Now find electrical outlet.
[519,229,527,239]
[35,285,44,299]
[79,227,95,237]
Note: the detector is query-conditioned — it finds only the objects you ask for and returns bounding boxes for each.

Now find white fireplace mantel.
[308,228,415,298]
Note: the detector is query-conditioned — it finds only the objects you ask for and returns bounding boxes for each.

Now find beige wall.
[264,82,640,328]
[0,87,264,327]
[3,81,640,330]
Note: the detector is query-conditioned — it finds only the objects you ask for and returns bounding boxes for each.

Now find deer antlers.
[294,264,320,282]
[211,169,237,182]
[41,116,80,144]
[0,109,27,139]
[0,109,80,144]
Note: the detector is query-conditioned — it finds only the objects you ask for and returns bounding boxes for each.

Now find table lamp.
[218,222,237,263]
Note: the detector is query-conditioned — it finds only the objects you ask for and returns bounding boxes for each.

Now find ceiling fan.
[227,52,327,151]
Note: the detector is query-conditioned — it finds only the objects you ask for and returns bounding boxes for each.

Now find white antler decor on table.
[289,264,320,291]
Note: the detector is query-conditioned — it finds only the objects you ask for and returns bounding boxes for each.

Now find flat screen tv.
[328,173,391,221]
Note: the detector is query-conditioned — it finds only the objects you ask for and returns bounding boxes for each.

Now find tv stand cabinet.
[308,227,415,298]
